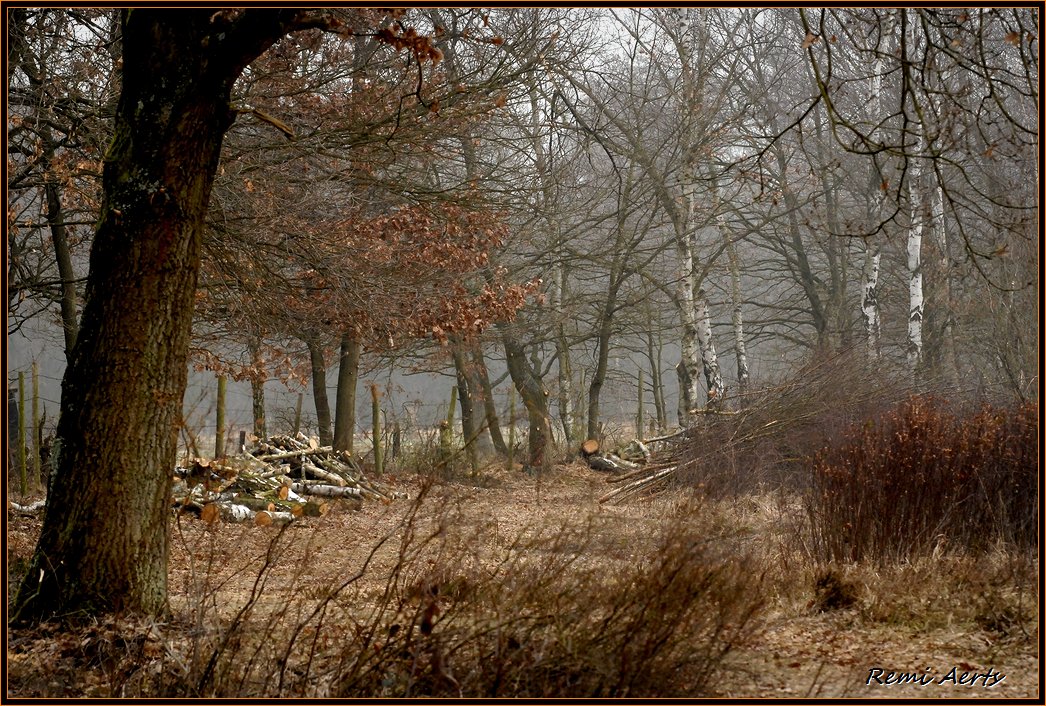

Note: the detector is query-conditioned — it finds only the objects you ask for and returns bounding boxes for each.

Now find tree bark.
[671,6,725,413]
[643,325,667,433]
[12,9,301,624]
[332,331,361,453]
[925,182,959,386]
[551,261,575,446]
[723,232,750,399]
[248,337,267,439]
[44,179,80,357]
[586,284,618,440]
[860,241,883,359]
[860,10,895,362]
[306,335,333,447]
[905,13,925,378]
[694,289,725,408]
[215,374,226,459]
[500,328,551,474]
[907,146,926,377]
[452,339,485,471]
[470,345,508,456]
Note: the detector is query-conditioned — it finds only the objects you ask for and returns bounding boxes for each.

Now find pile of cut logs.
[172,433,400,526]
[580,432,687,505]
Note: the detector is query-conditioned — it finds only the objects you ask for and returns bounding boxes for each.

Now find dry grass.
[7,457,1039,698]
[807,396,1037,563]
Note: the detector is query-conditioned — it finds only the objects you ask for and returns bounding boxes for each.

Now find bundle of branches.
[600,348,925,505]
[173,433,401,526]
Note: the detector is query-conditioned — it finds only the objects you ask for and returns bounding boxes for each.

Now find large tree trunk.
[306,336,333,447]
[451,338,485,470]
[332,332,361,453]
[500,328,551,474]
[12,9,295,624]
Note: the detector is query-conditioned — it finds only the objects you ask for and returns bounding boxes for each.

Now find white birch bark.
[929,180,958,384]
[670,6,725,413]
[723,229,750,397]
[905,10,927,376]
[861,246,882,358]
[550,258,574,442]
[694,290,724,405]
[862,10,895,360]
[907,145,925,374]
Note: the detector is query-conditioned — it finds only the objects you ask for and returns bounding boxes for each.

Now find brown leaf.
[801,32,820,49]
[1004,31,1021,45]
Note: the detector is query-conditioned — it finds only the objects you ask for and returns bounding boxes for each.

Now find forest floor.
[5,461,1040,699]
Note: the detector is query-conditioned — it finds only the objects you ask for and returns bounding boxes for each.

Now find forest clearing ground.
[6,463,1040,698]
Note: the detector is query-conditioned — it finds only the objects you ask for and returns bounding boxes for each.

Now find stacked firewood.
[172,433,401,526]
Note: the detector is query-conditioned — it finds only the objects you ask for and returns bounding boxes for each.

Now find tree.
[12,8,429,624]
[7,9,118,357]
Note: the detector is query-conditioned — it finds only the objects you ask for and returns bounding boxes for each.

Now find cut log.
[302,500,330,517]
[291,482,367,499]
[587,456,620,473]
[617,440,651,464]
[585,453,640,473]
[224,495,276,513]
[174,432,399,523]
[9,499,46,515]
[302,461,347,486]
[580,439,600,457]
[255,510,295,527]
[201,502,257,524]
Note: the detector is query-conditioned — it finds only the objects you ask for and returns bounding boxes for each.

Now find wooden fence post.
[31,362,40,489]
[215,374,226,459]
[507,385,516,472]
[18,371,27,495]
[370,383,383,476]
[636,367,644,439]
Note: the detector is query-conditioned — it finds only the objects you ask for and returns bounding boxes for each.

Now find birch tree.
[664,7,726,412]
